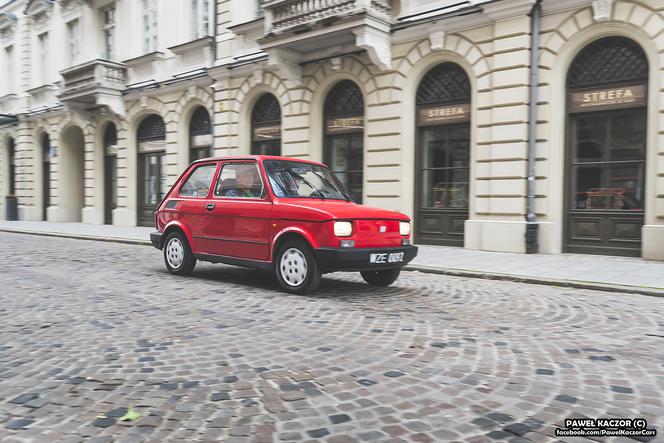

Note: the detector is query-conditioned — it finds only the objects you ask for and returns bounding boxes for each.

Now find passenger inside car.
[220,165,262,198]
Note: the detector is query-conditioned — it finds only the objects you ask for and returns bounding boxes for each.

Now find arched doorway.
[190,106,212,162]
[323,80,364,203]
[564,37,648,257]
[41,133,51,221]
[59,126,85,222]
[415,63,471,246]
[103,123,118,225]
[137,114,166,227]
[251,94,281,156]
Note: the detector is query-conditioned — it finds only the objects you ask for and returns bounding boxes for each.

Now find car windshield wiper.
[310,170,352,202]
[286,170,325,200]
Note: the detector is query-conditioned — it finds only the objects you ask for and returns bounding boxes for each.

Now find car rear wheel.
[276,239,320,294]
[361,269,401,287]
[164,231,196,276]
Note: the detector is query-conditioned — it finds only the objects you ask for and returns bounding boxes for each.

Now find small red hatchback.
[150,156,417,294]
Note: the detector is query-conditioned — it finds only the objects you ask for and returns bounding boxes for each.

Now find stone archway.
[52,126,85,222]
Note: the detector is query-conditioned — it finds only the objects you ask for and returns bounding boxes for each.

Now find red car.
[150,156,417,294]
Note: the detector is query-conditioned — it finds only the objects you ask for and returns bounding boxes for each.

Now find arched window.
[190,106,212,161]
[323,80,364,203]
[565,37,648,256]
[103,123,118,225]
[137,114,167,227]
[251,94,281,156]
[415,63,471,247]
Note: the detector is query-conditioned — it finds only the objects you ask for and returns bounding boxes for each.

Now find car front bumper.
[314,245,418,273]
[150,231,163,250]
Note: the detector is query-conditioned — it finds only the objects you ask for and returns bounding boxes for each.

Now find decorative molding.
[330,57,342,71]
[25,0,54,26]
[354,27,391,71]
[265,48,301,83]
[250,69,264,87]
[58,0,84,16]
[0,13,17,43]
[429,30,445,51]
[140,95,148,108]
[592,0,613,22]
[482,0,535,21]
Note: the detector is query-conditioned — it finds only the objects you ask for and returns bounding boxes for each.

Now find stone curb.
[0,228,153,247]
[404,265,664,298]
[2,227,662,297]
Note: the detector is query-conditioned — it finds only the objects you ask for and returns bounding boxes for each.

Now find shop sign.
[191,133,212,148]
[326,117,364,134]
[253,125,281,141]
[570,84,647,113]
[138,140,166,153]
[418,104,470,126]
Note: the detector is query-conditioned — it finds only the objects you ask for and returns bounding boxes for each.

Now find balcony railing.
[263,0,390,33]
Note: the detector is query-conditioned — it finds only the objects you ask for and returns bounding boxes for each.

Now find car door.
[174,162,219,252]
[201,161,272,261]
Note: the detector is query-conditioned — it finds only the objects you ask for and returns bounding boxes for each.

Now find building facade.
[1,0,663,260]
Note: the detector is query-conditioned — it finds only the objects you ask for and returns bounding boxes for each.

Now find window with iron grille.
[190,107,211,161]
[416,63,471,107]
[324,80,364,117]
[137,115,166,142]
[567,37,648,89]
[251,94,281,156]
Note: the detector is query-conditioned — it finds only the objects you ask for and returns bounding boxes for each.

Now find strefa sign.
[570,84,647,113]
[418,104,470,126]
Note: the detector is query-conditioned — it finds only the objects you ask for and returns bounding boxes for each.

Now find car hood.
[273,199,410,222]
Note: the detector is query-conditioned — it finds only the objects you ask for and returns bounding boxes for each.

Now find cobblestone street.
[0,232,663,443]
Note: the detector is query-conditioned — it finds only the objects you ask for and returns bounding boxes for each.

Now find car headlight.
[399,221,411,236]
[334,221,353,237]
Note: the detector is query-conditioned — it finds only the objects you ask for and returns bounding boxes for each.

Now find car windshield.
[264,160,352,201]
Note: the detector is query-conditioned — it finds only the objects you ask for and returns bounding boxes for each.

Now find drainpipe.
[525,0,541,254]
[212,0,218,62]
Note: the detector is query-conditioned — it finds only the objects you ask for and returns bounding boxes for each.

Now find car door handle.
[205,203,215,211]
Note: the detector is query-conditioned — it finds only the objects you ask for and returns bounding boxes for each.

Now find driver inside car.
[224,166,261,198]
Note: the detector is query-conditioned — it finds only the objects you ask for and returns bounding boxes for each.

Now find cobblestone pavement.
[1,233,663,443]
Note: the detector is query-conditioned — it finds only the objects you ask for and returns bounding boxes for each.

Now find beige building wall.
[1,0,663,260]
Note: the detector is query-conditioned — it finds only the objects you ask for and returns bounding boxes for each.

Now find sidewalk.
[1,220,663,296]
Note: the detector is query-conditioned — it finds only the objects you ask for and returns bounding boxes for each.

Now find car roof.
[191,155,326,168]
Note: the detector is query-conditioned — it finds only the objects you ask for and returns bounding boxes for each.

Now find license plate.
[369,252,405,264]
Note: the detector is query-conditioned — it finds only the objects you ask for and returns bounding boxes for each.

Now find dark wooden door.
[104,155,116,225]
[137,151,165,227]
[416,124,470,247]
[42,159,50,221]
[564,109,646,257]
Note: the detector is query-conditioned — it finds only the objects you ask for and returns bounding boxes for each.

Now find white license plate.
[369,252,405,264]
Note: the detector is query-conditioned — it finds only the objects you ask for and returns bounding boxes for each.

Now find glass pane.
[572,115,606,163]
[160,153,167,200]
[421,169,469,209]
[179,164,216,197]
[326,135,363,202]
[608,112,646,161]
[251,141,280,156]
[215,163,264,198]
[143,154,158,205]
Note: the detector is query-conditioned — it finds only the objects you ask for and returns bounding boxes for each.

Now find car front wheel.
[361,269,401,287]
[275,239,320,294]
[163,231,196,276]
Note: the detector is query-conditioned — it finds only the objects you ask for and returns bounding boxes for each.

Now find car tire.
[275,239,320,294]
[163,230,196,276]
[361,269,401,287]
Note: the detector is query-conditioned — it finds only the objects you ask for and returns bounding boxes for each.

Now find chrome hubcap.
[280,248,307,287]
[166,238,185,269]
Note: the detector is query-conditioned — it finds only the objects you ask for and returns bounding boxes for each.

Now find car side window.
[179,164,217,198]
[214,163,264,199]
